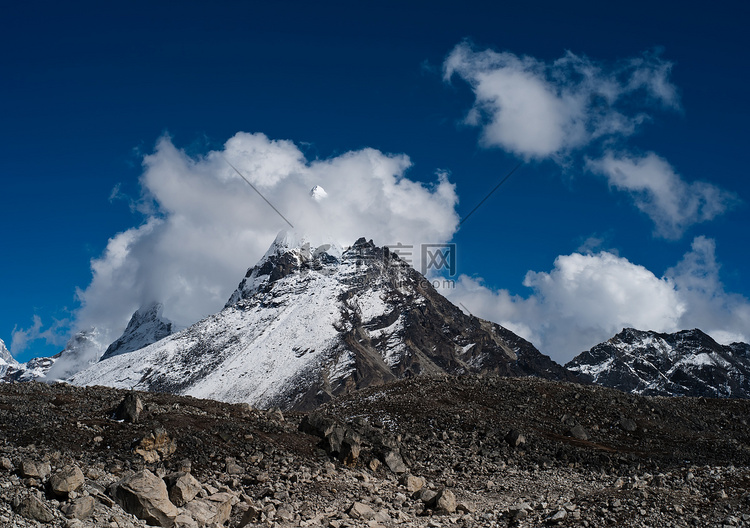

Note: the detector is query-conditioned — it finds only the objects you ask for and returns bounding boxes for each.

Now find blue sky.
[2,0,748,364]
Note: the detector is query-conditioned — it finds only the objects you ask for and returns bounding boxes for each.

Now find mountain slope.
[71,233,573,409]
[100,302,174,361]
[566,327,750,398]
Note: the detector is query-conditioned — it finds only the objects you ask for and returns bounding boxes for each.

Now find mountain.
[566,327,750,398]
[0,339,18,378]
[2,329,105,383]
[100,302,174,361]
[71,232,574,409]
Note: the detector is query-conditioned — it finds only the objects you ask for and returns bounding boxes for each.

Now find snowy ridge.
[566,328,750,398]
[71,234,573,409]
[100,302,174,361]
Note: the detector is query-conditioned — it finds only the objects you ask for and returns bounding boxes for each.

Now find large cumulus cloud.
[71,132,459,359]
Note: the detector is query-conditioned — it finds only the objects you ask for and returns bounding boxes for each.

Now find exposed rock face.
[71,233,574,410]
[567,328,750,398]
[100,302,174,361]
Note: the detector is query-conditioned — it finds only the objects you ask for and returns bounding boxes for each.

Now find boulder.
[399,474,425,493]
[567,424,589,441]
[112,469,179,527]
[505,429,526,447]
[15,494,55,523]
[49,465,85,496]
[428,488,457,513]
[61,496,96,520]
[347,501,376,520]
[165,472,201,507]
[383,450,407,474]
[115,392,144,423]
[620,417,637,432]
[183,492,233,527]
[20,459,51,480]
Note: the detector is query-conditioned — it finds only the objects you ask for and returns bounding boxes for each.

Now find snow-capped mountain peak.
[310,184,328,201]
[71,233,572,409]
[226,230,343,306]
[99,302,174,361]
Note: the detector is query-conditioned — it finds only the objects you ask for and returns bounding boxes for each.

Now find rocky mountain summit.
[100,302,174,361]
[1,377,749,527]
[567,328,750,398]
[71,233,573,409]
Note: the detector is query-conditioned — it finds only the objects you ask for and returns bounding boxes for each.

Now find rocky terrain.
[1,376,749,527]
[567,328,750,399]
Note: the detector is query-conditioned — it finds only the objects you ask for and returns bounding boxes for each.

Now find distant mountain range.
[566,327,750,398]
[4,232,750,406]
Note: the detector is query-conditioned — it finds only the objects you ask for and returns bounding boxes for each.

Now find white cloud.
[71,132,460,362]
[446,237,750,363]
[665,236,750,342]
[443,42,678,159]
[588,151,739,239]
[10,315,69,356]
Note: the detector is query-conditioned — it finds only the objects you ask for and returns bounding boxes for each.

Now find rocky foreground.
[1,377,749,528]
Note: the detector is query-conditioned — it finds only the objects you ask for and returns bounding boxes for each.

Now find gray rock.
[620,417,637,432]
[50,465,85,496]
[173,513,199,528]
[415,488,438,504]
[384,450,407,474]
[184,492,233,526]
[115,392,144,423]
[568,424,589,441]
[61,496,96,520]
[20,459,51,480]
[15,494,55,523]
[505,429,526,447]
[399,474,425,493]
[548,509,567,523]
[276,503,295,521]
[508,502,532,521]
[347,501,376,520]
[165,472,201,507]
[112,469,179,526]
[429,488,457,513]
